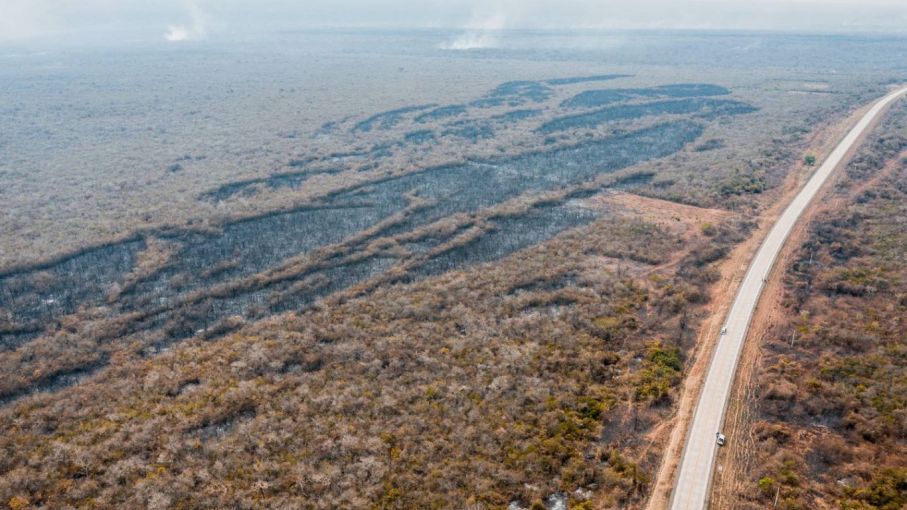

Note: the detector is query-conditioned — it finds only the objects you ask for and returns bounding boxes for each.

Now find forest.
[2,29,906,509]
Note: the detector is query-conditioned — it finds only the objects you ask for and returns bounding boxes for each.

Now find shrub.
[8,496,29,510]
[634,342,683,403]
[718,172,765,196]
[758,476,776,498]
[840,468,907,510]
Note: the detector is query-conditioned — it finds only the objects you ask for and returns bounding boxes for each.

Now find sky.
[2,0,907,43]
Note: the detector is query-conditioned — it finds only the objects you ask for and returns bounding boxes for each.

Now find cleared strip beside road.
[669,85,907,510]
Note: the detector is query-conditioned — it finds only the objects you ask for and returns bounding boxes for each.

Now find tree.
[804,154,817,166]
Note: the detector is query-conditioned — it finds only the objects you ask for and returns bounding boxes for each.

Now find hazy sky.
[2,0,907,42]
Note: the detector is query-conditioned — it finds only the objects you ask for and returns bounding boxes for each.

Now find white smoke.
[440,13,507,50]
[164,1,207,42]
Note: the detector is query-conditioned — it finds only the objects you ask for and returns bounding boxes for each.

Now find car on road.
[716,433,726,446]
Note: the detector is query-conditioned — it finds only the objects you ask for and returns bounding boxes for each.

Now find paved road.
[669,86,907,510]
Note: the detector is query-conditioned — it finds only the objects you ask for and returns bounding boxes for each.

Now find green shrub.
[841,467,907,510]
[758,476,776,497]
[718,172,765,196]
[634,343,683,402]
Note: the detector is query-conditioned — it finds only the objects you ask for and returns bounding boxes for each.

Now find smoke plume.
[440,12,507,50]
[165,1,208,42]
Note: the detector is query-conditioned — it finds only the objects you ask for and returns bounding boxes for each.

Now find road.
[669,85,907,510]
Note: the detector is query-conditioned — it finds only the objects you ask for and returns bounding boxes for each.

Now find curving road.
[669,86,907,510]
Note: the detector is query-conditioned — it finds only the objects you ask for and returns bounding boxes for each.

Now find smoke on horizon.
[440,12,508,50]
[164,1,208,42]
[2,0,907,45]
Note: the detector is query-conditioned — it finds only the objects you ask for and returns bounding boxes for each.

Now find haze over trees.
[1,27,906,510]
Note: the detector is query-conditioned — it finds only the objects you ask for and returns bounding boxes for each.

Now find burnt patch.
[441,122,494,142]
[0,120,705,405]
[562,83,731,108]
[540,98,756,133]
[187,404,257,441]
[0,359,107,406]
[545,74,631,86]
[412,203,599,278]
[199,167,343,203]
[0,241,142,348]
[486,81,553,104]
[352,104,437,133]
[694,138,726,152]
[414,105,467,123]
[404,130,435,144]
[492,109,542,124]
